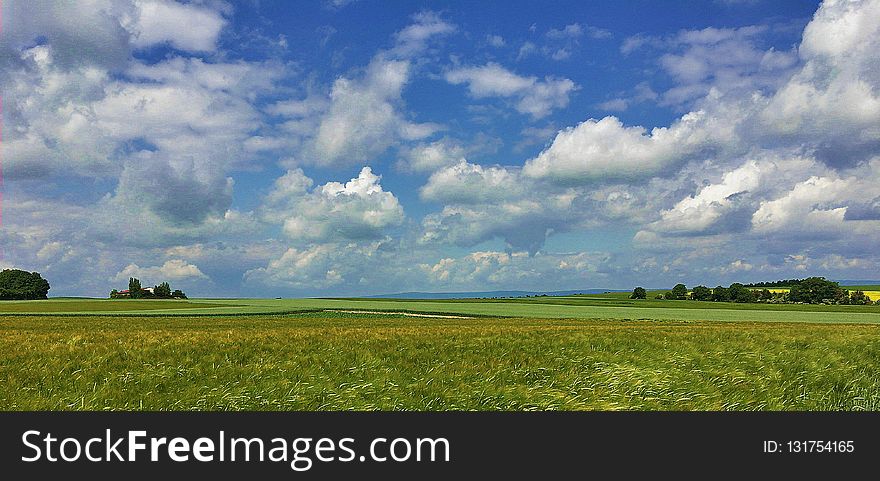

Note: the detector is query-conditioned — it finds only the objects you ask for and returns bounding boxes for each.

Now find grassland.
[3,295,880,323]
[0,299,233,313]
[2,295,879,411]
[1,312,879,410]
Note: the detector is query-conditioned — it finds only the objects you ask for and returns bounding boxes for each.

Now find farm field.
[2,296,879,411]
[2,312,879,411]
[3,295,880,323]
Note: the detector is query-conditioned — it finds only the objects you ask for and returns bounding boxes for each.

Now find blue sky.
[2,0,880,297]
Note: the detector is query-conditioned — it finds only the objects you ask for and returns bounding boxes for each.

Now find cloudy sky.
[2,0,880,297]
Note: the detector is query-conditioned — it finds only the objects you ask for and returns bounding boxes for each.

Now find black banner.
[1,412,876,478]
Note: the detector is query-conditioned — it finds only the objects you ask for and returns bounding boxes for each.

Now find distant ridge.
[836,280,880,286]
[365,289,629,299]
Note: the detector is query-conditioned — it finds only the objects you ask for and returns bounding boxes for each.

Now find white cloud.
[522,113,726,183]
[753,0,880,168]
[397,139,467,172]
[113,259,208,283]
[486,34,505,47]
[643,158,812,237]
[418,161,588,253]
[295,56,438,166]
[390,11,455,57]
[420,161,524,204]
[751,175,853,238]
[263,167,405,243]
[244,240,395,291]
[130,0,227,52]
[444,63,577,118]
[419,250,614,288]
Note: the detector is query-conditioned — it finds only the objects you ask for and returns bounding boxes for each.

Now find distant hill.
[836,280,880,286]
[365,289,630,299]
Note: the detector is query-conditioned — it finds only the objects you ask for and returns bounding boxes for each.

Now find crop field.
[759,287,880,302]
[4,295,880,323]
[1,296,879,411]
[1,312,879,410]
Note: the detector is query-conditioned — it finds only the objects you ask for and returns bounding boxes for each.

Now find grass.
[1,312,879,411]
[0,299,232,312]
[3,296,880,323]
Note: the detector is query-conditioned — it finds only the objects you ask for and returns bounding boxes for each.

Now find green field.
[3,295,880,323]
[1,296,879,410]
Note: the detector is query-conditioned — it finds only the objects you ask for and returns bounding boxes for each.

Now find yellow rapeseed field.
[761,288,879,301]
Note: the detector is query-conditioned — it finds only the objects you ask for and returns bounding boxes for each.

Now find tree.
[154,282,172,298]
[788,277,846,304]
[849,290,872,305]
[728,283,756,303]
[172,289,187,299]
[690,285,713,301]
[671,283,688,300]
[630,287,647,299]
[128,277,143,299]
[0,269,51,300]
[110,289,119,299]
[712,286,730,302]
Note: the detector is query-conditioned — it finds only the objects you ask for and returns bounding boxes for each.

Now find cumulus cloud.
[444,63,578,118]
[0,0,280,266]
[420,250,615,289]
[263,167,404,243]
[243,239,407,292]
[130,0,228,52]
[307,58,428,165]
[418,161,591,253]
[753,0,880,168]
[397,139,467,172]
[522,112,730,183]
[113,259,208,283]
[620,24,799,107]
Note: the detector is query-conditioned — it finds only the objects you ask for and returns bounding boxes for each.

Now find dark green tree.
[671,283,688,300]
[728,283,756,303]
[690,285,713,301]
[630,287,647,299]
[849,290,871,305]
[712,286,730,302]
[128,277,142,299]
[172,289,187,299]
[788,277,846,304]
[154,282,172,298]
[0,269,51,300]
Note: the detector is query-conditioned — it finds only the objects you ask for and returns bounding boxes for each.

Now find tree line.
[110,277,187,299]
[631,277,877,305]
[0,269,51,300]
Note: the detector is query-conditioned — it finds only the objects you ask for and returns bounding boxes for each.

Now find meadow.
[1,295,879,411]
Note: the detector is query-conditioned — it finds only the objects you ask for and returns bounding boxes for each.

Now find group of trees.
[743,279,806,288]
[0,269,51,300]
[631,277,877,305]
[110,278,186,299]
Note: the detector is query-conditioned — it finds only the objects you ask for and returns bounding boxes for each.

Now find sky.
[1,0,879,297]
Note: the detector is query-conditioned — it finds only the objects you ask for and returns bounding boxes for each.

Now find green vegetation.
[3,296,880,323]
[0,300,231,313]
[0,269,50,300]
[658,278,878,306]
[110,277,187,299]
[630,287,646,299]
[1,313,878,410]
